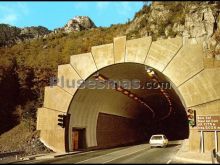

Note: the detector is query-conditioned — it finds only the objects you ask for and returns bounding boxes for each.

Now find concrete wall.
[37,35,220,153]
[125,37,152,63]
[145,37,182,72]
[96,113,145,149]
[92,44,114,69]
[67,86,142,150]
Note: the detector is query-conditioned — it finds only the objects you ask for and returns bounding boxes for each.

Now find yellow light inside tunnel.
[123,90,129,95]
[98,76,107,81]
[94,73,108,82]
[134,97,138,100]
[116,86,123,92]
[140,100,145,104]
[95,72,156,119]
[129,93,134,98]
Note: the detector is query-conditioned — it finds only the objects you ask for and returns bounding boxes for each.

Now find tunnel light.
[94,73,108,81]
[93,72,99,79]
[116,86,123,92]
[138,98,143,102]
[146,67,152,73]
[137,98,142,101]
[146,67,155,77]
[143,103,149,107]
[143,103,147,106]
[140,100,145,104]
[146,67,154,73]
[98,75,107,81]
[129,93,134,98]
[95,73,156,119]
[123,90,129,95]
[134,97,138,100]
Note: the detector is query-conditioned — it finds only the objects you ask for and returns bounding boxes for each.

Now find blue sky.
[0,2,149,30]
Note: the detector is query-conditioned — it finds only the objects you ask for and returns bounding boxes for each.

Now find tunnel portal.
[67,63,189,150]
[37,36,219,153]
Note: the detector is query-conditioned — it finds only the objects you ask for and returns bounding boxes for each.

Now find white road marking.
[166,159,172,164]
[103,147,147,164]
[75,144,150,164]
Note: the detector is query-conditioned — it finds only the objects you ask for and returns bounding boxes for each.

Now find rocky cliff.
[60,16,96,33]
[0,24,51,47]
[0,16,96,47]
[126,1,220,59]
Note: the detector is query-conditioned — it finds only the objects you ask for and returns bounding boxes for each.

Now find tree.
[0,58,20,134]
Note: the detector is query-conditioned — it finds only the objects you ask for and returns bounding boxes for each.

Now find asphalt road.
[15,141,183,164]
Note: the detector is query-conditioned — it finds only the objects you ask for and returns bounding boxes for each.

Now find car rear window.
[151,136,163,140]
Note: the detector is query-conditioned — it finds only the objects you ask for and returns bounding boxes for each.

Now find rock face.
[181,2,220,59]
[20,26,51,38]
[126,1,220,58]
[0,16,96,47]
[183,6,215,43]
[0,24,51,47]
[62,16,96,33]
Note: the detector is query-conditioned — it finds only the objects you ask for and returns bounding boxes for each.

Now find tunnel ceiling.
[69,63,189,140]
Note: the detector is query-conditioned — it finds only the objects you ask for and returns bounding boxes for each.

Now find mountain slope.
[0,24,51,47]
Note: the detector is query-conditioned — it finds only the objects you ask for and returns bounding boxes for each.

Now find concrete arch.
[37,36,220,153]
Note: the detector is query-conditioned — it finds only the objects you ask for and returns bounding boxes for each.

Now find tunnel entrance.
[68,63,189,150]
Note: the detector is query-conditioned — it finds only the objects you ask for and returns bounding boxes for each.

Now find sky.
[0,1,149,30]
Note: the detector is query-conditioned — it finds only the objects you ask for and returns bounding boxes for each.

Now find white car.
[149,134,168,148]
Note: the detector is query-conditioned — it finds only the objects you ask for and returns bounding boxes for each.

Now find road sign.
[197,115,220,131]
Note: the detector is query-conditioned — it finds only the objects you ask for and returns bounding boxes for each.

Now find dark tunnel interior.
[70,63,189,149]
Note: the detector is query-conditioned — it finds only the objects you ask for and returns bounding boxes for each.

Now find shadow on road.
[166,144,181,148]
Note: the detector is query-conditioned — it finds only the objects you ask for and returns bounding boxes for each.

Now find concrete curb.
[35,151,80,160]
[174,155,212,164]
[1,152,81,164]
[17,151,81,162]
[20,153,48,161]
[55,151,81,157]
